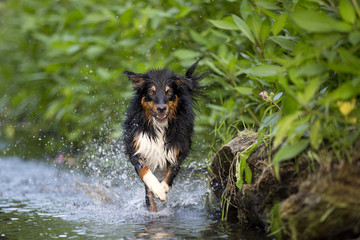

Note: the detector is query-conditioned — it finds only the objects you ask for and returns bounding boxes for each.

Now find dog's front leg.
[130,156,167,201]
[145,186,157,212]
[161,164,181,193]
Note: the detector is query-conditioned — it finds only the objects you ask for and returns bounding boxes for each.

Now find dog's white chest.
[134,121,176,171]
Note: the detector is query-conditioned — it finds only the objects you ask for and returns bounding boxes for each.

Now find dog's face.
[124,61,205,122]
[124,69,181,122]
[141,80,179,122]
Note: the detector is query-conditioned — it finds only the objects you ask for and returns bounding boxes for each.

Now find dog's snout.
[157,104,167,112]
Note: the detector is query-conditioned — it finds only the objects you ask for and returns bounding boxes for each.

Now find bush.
[0,0,221,155]
[204,0,360,178]
[0,0,359,168]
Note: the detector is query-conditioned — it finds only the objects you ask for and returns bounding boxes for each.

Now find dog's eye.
[166,88,173,96]
[148,89,155,96]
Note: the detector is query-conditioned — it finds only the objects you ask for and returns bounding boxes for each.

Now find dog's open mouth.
[155,114,167,121]
[151,110,168,121]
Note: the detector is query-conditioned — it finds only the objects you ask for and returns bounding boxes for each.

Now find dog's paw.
[151,182,167,201]
[143,171,167,201]
[161,181,171,193]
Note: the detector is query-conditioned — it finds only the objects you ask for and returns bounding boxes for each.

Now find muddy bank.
[210,130,360,239]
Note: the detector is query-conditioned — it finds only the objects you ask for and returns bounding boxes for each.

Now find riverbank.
[210,131,360,239]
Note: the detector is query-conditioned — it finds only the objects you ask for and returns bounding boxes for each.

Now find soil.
[210,130,360,239]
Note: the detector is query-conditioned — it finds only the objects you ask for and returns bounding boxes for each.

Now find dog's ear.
[177,59,207,92]
[185,59,201,78]
[176,76,193,90]
[175,59,201,90]
[123,71,146,88]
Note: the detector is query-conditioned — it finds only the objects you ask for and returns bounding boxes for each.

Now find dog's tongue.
[157,114,167,120]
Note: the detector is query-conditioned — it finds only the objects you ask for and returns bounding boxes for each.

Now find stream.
[0,155,268,239]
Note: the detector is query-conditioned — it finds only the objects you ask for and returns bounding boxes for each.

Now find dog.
[123,60,206,212]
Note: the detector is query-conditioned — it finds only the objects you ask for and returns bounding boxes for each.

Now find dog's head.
[124,60,205,122]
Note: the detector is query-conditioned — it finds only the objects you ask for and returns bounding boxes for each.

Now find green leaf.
[261,8,279,20]
[235,156,245,189]
[175,6,191,19]
[320,206,336,222]
[349,31,360,46]
[45,101,62,120]
[85,46,105,58]
[243,64,282,77]
[310,119,322,149]
[273,140,309,179]
[259,113,280,132]
[289,68,305,88]
[190,30,210,46]
[240,0,252,20]
[274,140,309,163]
[339,48,360,69]
[119,8,133,27]
[272,13,287,36]
[235,142,256,189]
[269,36,296,51]
[205,60,227,77]
[300,77,321,104]
[260,18,271,44]
[256,0,280,10]
[232,14,256,44]
[296,63,326,77]
[209,19,238,30]
[273,92,283,102]
[247,14,261,43]
[173,49,201,60]
[274,112,301,148]
[244,160,252,184]
[235,87,253,95]
[339,0,356,24]
[322,78,360,104]
[292,9,352,33]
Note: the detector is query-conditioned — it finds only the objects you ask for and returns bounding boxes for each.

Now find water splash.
[0,149,268,240]
[0,139,210,221]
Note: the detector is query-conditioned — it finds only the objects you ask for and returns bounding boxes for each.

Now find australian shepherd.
[123,60,206,212]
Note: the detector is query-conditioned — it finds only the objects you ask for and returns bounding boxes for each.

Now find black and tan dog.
[123,60,205,212]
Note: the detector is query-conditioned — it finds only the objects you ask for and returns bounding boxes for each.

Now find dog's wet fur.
[123,60,205,212]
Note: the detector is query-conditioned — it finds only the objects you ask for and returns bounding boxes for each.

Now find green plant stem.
[247,108,260,126]
[352,0,360,18]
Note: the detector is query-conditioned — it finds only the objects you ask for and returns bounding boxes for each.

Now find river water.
[0,156,268,239]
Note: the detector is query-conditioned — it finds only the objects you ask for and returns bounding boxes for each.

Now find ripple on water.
[0,157,270,240]
[0,156,209,223]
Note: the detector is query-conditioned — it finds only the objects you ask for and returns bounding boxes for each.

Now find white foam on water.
[0,150,269,240]
[0,154,210,226]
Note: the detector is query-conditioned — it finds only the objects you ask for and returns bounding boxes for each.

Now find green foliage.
[0,0,359,194]
[273,139,309,179]
[203,0,360,229]
[0,0,230,154]
[235,153,252,190]
[268,203,284,240]
[234,133,265,189]
[205,0,360,176]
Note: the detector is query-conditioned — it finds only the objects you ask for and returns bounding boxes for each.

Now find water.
[0,157,268,239]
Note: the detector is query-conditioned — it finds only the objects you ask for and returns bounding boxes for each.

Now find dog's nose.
[157,104,167,112]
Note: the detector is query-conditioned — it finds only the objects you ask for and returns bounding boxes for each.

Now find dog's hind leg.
[145,186,157,212]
